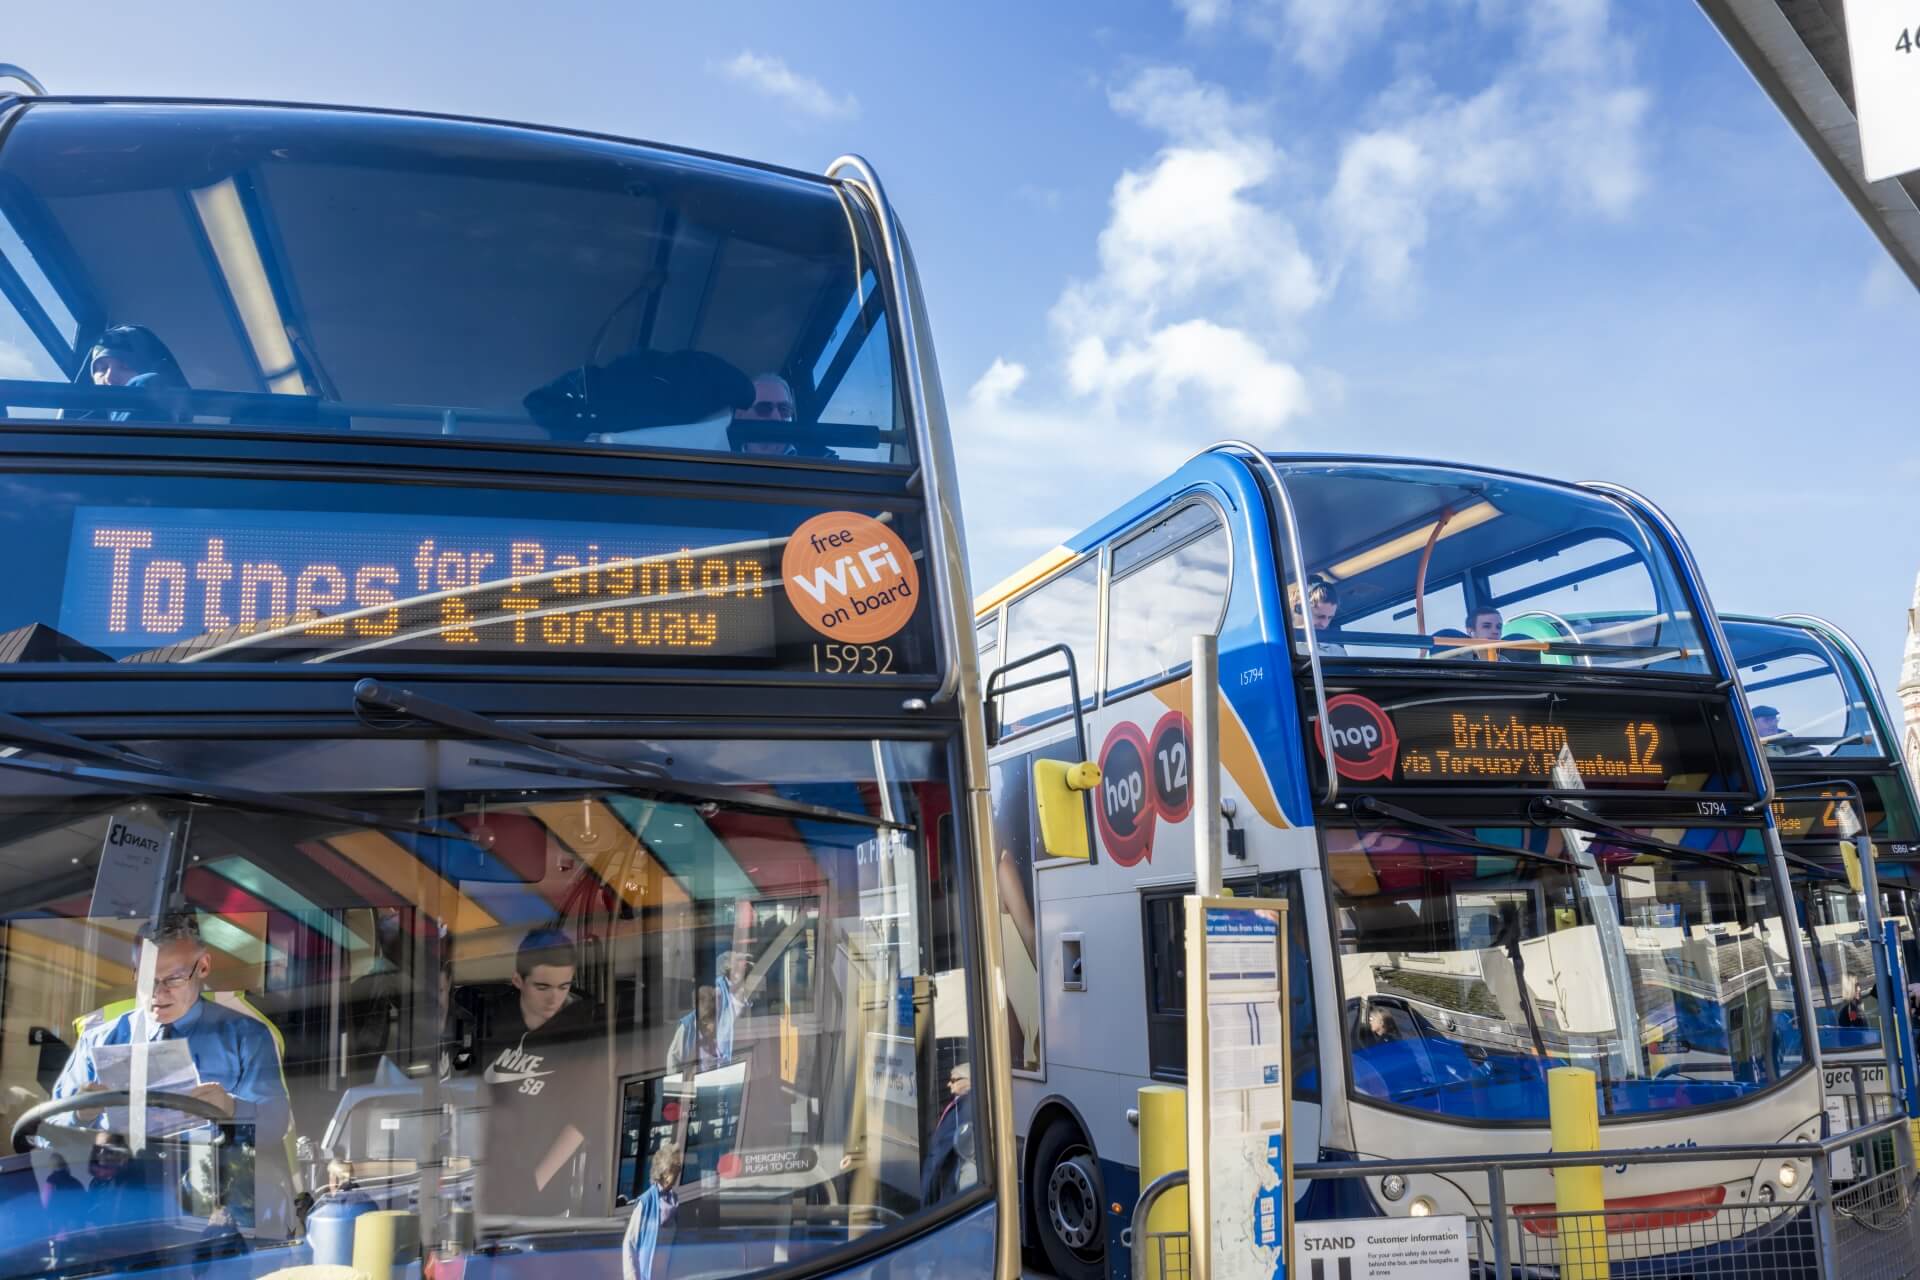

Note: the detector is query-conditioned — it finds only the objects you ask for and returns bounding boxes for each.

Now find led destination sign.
[1311,687,1739,794]
[57,506,920,666]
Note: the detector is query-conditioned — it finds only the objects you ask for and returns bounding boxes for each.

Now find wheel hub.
[1047,1153,1101,1250]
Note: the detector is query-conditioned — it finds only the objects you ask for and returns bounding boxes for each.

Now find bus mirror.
[1034,759,1100,861]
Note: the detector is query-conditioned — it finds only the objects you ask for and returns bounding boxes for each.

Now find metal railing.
[1131,1117,1920,1280]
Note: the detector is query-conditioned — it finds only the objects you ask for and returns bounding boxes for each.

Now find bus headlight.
[1778,1162,1798,1189]
[1409,1197,1436,1217]
[1381,1174,1408,1202]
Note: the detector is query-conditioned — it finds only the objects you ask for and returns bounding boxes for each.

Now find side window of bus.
[1105,505,1230,697]
[976,617,999,694]
[999,558,1099,734]
[1140,873,1318,1099]
[0,209,79,392]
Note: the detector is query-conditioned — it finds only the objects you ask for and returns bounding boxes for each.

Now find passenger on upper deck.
[64,325,190,423]
[730,373,836,459]
[1751,705,1816,757]
[1292,576,1345,657]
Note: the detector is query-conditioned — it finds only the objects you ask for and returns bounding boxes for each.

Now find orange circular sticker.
[782,512,920,643]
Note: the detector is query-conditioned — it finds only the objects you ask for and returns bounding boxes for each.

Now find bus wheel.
[1033,1121,1106,1280]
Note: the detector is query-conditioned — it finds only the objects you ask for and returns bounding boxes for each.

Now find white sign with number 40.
[1844,0,1920,182]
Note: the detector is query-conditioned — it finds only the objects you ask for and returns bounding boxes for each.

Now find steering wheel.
[12,1090,230,1154]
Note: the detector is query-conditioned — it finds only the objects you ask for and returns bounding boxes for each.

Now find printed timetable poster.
[1186,898,1292,1280]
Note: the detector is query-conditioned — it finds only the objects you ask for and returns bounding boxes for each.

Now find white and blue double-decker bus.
[0,79,1015,1280]
[1725,614,1920,1132]
[976,449,1822,1278]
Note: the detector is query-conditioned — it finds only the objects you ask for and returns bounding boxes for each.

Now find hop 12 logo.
[1095,710,1195,866]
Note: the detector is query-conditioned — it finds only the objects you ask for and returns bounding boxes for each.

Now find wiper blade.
[1353,797,1575,869]
[1535,797,1761,879]
[1781,848,1849,883]
[0,754,477,844]
[467,756,905,832]
[355,679,670,780]
[353,680,903,832]
[0,710,167,773]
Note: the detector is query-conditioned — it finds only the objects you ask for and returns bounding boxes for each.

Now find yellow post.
[351,1211,417,1280]
[1138,1084,1189,1280]
[1549,1067,1610,1280]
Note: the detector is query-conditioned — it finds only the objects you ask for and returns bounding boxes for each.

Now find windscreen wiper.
[466,756,905,831]
[0,754,480,844]
[1352,796,1575,869]
[1533,797,1761,879]
[353,678,904,832]
[0,710,166,773]
[1776,843,1858,884]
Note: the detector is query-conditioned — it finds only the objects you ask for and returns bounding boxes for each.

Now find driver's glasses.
[746,400,794,419]
[153,968,197,991]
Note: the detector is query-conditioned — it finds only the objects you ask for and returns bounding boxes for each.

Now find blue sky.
[7,0,1917,712]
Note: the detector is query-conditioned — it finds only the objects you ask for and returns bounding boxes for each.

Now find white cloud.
[717,52,858,120]
[968,358,1028,409]
[1318,0,1651,299]
[1277,0,1391,77]
[0,340,37,380]
[1065,319,1310,431]
[1175,0,1234,30]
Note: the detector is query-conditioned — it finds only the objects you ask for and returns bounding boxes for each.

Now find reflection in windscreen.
[1327,824,1802,1122]
[1279,464,1712,675]
[1799,881,1882,1054]
[0,103,903,464]
[0,737,979,1279]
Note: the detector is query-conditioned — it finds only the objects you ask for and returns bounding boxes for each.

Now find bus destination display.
[60,506,783,662]
[1312,688,1735,793]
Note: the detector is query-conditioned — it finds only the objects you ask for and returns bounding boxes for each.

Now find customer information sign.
[1186,897,1293,1280]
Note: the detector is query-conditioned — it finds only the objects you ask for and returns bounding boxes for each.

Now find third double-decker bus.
[976,448,1822,1279]
[0,80,1014,1280]
[1725,613,1920,1134]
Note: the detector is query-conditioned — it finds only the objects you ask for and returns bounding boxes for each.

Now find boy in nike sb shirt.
[478,928,603,1217]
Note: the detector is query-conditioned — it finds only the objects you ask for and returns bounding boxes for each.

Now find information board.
[1309,686,1741,794]
[1186,897,1292,1280]
[50,503,928,671]
[1292,1216,1470,1280]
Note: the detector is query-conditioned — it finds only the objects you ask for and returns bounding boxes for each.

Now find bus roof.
[974,450,1646,615]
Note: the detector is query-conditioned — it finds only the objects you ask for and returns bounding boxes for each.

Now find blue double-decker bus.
[1725,613,1920,1135]
[0,78,1013,1280]
[977,448,1822,1278]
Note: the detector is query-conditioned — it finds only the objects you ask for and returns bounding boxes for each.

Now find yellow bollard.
[1549,1067,1610,1280]
[1138,1084,1189,1280]
[351,1211,418,1280]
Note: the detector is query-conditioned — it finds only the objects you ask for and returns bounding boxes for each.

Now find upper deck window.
[1725,619,1885,759]
[0,103,905,464]
[1279,463,1713,677]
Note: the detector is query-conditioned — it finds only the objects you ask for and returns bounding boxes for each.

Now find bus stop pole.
[1192,634,1222,899]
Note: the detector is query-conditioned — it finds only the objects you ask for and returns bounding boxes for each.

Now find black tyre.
[1030,1121,1106,1280]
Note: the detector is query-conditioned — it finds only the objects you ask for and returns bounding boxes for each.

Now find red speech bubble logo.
[1317,694,1398,781]
[1095,721,1157,867]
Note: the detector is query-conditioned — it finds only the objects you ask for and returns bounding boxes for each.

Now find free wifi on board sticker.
[782,512,920,643]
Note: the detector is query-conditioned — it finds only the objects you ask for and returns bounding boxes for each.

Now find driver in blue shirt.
[52,913,288,1145]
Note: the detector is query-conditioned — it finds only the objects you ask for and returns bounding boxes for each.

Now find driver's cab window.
[0,735,969,1275]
